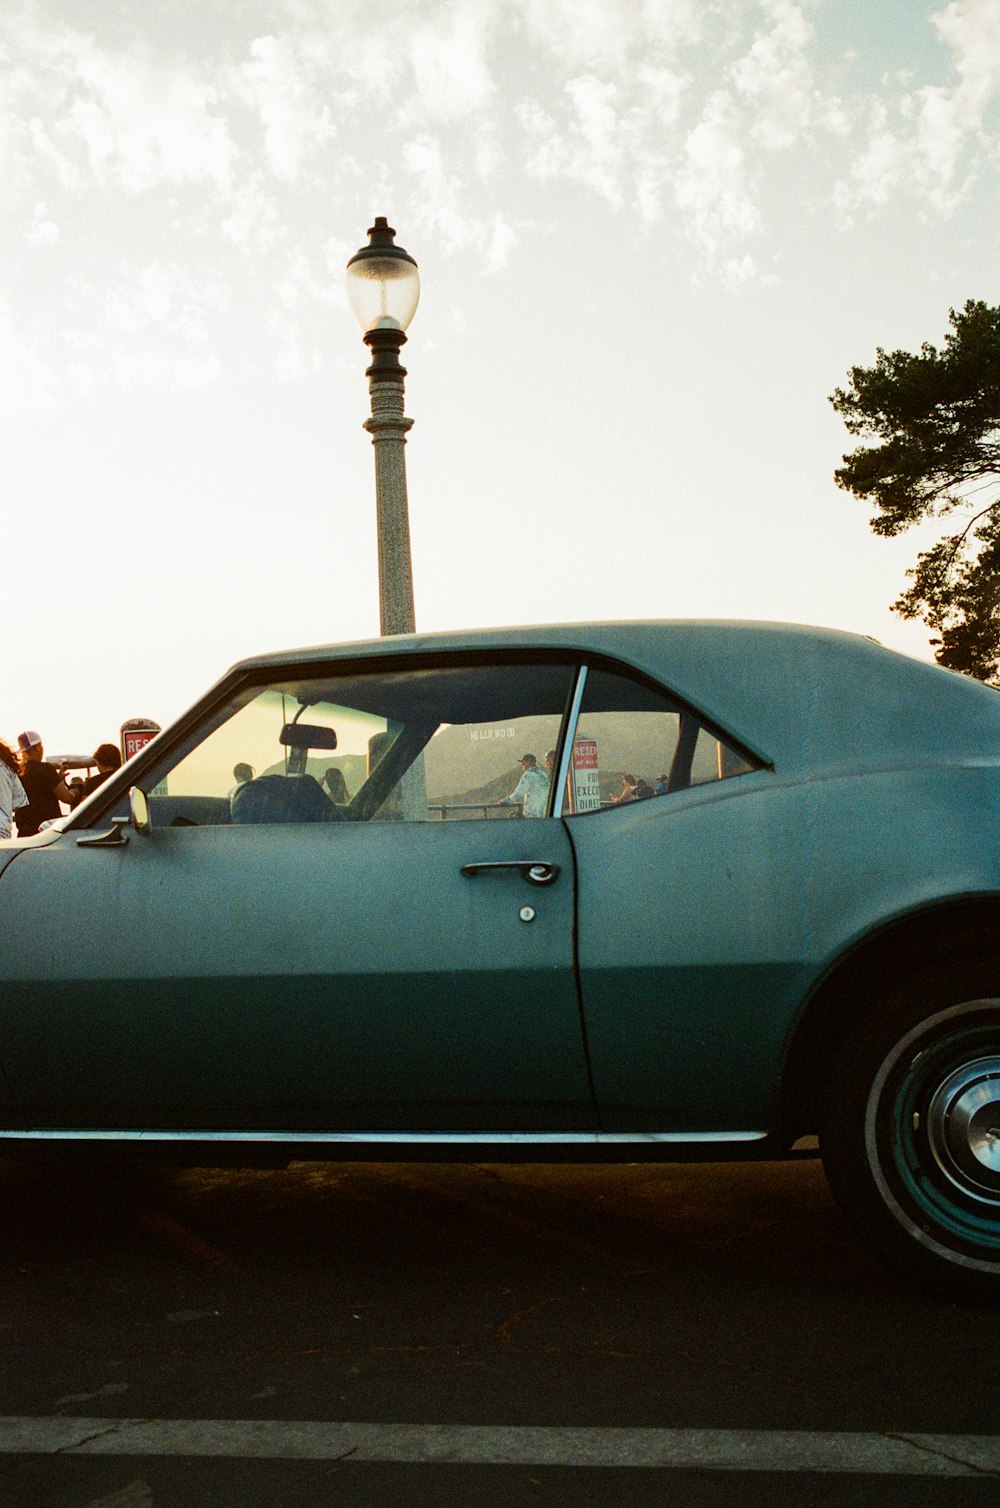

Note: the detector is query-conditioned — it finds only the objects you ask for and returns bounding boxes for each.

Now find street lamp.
[346,216,420,636]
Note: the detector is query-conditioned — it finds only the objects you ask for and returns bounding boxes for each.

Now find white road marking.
[0,1420,998,1474]
[82,1483,152,1508]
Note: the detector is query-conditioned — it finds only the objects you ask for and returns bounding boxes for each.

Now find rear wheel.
[820,984,1000,1302]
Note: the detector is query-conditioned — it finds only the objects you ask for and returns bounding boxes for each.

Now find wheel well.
[780,897,1000,1143]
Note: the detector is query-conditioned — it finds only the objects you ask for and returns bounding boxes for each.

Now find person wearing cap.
[14,731,73,837]
[497,753,550,818]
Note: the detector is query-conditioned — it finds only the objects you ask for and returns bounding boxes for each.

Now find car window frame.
[67,651,590,832]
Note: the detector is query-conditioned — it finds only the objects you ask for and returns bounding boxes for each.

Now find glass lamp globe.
[346,217,420,334]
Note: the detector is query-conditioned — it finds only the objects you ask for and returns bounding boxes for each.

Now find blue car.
[2,620,999,1299]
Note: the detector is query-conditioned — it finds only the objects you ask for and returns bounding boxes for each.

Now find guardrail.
[427,802,522,820]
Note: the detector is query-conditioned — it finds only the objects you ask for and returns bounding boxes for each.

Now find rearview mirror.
[280,723,337,751]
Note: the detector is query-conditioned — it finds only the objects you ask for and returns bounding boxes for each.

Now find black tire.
[820,969,1000,1303]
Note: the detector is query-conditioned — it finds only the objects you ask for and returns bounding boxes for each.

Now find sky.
[3,0,1000,753]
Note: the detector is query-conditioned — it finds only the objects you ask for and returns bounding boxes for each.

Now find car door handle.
[460,860,560,886]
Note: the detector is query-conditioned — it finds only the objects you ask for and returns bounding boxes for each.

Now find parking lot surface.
[1,1153,998,1506]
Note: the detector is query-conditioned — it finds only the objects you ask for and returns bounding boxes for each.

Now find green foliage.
[830,300,1000,679]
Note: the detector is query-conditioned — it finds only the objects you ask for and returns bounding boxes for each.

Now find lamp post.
[346,217,420,637]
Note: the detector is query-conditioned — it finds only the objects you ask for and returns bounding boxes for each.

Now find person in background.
[0,738,28,839]
[229,762,255,796]
[79,743,123,800]
[611,773,637,804]
[15,731,73,836]
[498,753,550,818]
[324,767,350,804]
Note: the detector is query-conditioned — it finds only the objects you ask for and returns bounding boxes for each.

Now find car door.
[559,662,785,1136]
[0,657,595,1136]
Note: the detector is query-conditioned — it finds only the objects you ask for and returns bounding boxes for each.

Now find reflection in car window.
[561,665,757,815]
[142,662,575,827]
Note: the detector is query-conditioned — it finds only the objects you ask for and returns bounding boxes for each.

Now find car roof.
[217,620,1000,777]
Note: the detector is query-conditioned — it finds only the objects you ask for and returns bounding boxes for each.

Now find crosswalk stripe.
[0,1420,998,1474]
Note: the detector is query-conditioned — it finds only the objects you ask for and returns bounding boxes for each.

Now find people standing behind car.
[14,731,73,836]
[0,738,28,839]
[79,743,123,800]
[611,773,638,804]
[498,753,549,818]
[324,767,350,804]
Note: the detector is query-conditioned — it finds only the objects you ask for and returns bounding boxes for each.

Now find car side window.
[560,664,757,815]
[142,660,575,827]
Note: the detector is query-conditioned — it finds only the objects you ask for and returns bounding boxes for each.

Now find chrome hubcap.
[926,1055,1000,1204]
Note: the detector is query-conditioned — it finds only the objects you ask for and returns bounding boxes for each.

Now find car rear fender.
[778,894,1000,1143]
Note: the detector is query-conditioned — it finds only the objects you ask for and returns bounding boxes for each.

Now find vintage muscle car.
[3,620,1000,1299]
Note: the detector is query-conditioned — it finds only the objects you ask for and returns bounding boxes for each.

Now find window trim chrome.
[552,664,588,817]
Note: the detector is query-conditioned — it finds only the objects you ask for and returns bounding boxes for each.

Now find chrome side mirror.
[130,787,151,836]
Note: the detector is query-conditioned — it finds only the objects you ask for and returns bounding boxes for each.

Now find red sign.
[571,736,602,812]
[120,718,161,763]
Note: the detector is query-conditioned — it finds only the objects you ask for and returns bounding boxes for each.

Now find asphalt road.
[1,1151,998,1506]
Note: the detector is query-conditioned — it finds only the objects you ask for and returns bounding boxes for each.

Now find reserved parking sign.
[120,718,161,762]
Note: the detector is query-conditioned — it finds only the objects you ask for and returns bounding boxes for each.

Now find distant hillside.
[422,716,560,804]
[262,753,367,798]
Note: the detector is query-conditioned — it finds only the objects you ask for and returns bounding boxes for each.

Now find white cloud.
[565,75,625,204]
[487,213,517,270]
[933,0,1000,114]
[0,17,237,198]
[516,99,565,180]
[719,253,760,292]
[519,0,625,70]
[403,134,480,252]
[846,119,904,208]
[910,84,973,208]
[25,205,59,245]
[835,0,1000,214]
[731,0,820,149]
[408,4,496,120]
[237,33,336,180]
[675,90,761,264]
[66,46,235,193]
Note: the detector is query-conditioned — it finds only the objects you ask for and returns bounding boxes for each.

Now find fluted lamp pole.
[346,217,420,637]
